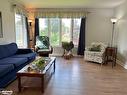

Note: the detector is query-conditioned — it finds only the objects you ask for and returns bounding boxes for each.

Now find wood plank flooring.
[6,57,127,95]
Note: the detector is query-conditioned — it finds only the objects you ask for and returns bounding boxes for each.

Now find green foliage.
[62,41,74,51]
[34,58,45,69]
[51,32,59,46]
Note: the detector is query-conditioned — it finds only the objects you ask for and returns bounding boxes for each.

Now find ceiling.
[14,0,125,9]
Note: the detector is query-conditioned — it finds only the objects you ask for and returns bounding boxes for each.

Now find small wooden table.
[17,57,56,93]
[104,47,117,68]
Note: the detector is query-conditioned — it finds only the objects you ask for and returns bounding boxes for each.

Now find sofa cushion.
[0,64,14,78]
[11,52,36,60]
[5,43,18,56]
[0,57,28,67]
[0,45,9,59]
[16,49,33,54]
[0,43,18,59]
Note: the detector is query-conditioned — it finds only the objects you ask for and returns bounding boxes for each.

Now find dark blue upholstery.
[0,58,28,67]
[16,49,33,54]
[0,43,18,59]
[5,43,18,56]
[11,53,36,60]
[0,45,9,59]
[0,65,14,78]
[0,43,36,88]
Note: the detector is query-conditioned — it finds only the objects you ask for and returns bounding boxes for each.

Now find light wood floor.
[6,57,127,95]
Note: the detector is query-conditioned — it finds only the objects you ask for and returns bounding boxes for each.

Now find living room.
[0,0,127,95]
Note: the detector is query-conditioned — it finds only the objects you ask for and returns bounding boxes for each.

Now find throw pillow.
[89,45,101,52]
[36,40,48,49]
[36,36,49,49]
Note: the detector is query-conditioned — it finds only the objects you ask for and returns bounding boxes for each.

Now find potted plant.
[62,41,74,59]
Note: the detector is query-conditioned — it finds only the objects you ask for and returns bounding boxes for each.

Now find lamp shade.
[111,18,117,23]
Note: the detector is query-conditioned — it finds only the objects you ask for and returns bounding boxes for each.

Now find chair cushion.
[36,41,48,49]
[0,57,28,67]
[0,64,14,78]
[85,51,103,57]
[90,42,107,52]
[36,36,49,49]
[11,52,36,60]
[37,49,51,52]
[89,44,101,52]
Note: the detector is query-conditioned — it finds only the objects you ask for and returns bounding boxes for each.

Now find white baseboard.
[116,59,124,67]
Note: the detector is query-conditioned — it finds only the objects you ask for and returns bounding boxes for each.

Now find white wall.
[0,0,15,44]
[86,8,114,46]
[114,1,127,67]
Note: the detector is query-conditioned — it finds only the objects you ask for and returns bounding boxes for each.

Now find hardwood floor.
[6,57,127,95]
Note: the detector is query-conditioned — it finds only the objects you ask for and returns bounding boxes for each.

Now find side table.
[104,47,117,68]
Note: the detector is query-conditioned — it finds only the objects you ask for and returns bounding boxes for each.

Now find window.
[39,18,48,36]
[73,19,81,46]
[39,18,81,46]
[15,14,27,48]
[61,18,71,42]
[50,18,60,46]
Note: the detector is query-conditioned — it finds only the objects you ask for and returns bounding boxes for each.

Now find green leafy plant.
[34,58,45,69]
[62,41,74,51]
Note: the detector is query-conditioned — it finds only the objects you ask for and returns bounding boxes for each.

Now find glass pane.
[15,14,27,48]
[22,16,27,48]
[73,18,81,46]
[15,14,23,47]
[39,18,48,36]
[61,18,71,42]
[50,18,60,46]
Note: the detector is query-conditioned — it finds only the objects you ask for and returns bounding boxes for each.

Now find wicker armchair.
[84,42,107,63]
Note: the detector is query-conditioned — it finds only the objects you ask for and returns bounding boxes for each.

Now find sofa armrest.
[16,48,33,54]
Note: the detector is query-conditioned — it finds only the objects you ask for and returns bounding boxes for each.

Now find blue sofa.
[0,43,36,88]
